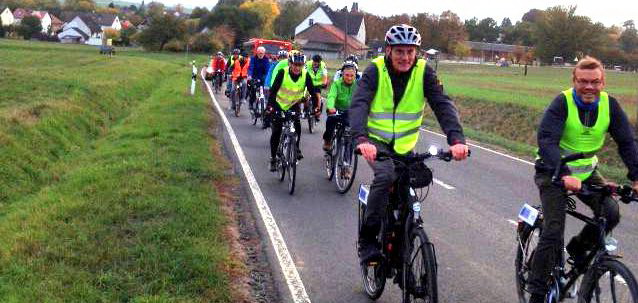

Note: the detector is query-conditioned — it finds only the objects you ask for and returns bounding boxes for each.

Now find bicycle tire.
[579,258,638,303]
[234,94,241,117]
[278,137,286,182]
[307,111,314,134]
[359,204,387,300]
[252,103,258,125]
[324,136,336,180]
[335,138,358,194]
[515,219,543,303]
[402,227,438,303]
[287,135,297,195]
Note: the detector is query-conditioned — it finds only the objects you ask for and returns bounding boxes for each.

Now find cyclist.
[227,49,250,111]
[527,56,638,303]
[322,61,358,151]
[225,48,241,96]
[266,50,321,171]
[247,46,271,110]
[306,54,328,119]
[349,24,469,264]
[210,51,226,88]
[333,54,362,81]
[262,50,289,129]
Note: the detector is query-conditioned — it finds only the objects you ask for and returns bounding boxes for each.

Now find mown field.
[0,39,242,302]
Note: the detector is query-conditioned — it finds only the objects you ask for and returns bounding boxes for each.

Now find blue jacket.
[248,56,270,82]
[264,61,280,89]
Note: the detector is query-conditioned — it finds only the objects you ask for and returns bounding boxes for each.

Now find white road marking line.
[200,70,311,303]
[419,128,535,166]
[507,219,518,226]
[433,178,455,190]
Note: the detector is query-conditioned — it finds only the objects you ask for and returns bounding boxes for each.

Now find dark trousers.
[248,79,265,109]
[322,112,349,141]
[270,107,302,159]
[527,170,620,295]
[360,141,402,241]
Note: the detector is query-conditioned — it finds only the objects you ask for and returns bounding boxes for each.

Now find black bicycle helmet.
[385,24,421,46]
[312,54,322,62]
[345,54,358,64]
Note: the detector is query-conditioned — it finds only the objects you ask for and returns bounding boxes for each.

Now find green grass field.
[0,39,239,301]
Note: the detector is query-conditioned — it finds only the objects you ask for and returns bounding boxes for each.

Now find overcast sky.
[159,0,635,28]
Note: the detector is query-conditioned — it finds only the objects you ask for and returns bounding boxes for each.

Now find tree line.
[2,0,637,67]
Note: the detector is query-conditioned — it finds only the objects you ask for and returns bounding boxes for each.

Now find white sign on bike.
[518,203,539,226]
[358,184,370,205]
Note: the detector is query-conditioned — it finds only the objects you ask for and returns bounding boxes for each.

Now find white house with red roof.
[11,8,52,33]
[1,7,14,26]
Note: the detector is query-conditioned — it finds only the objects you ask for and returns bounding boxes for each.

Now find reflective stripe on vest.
[306,61,326,86]
[559,88,610,181]
[367,56,426,155]
[276,68,307,111]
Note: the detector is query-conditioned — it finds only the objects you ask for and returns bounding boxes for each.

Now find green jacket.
[326,78,357,110]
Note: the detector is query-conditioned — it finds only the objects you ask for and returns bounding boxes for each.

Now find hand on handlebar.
[450,143,469,161]
[327,108,336,115]
[357,143,377,163]
[562,176,582,192]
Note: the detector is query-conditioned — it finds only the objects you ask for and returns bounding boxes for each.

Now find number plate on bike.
[518,203,539,226]
[358,184,370,205]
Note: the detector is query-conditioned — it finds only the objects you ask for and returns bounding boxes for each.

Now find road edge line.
[200,70,311,303]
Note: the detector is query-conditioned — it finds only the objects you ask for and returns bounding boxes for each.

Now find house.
[31,11,52,33]
[464,41,529,63]
[59,12,120,45]
[295,23,367,60]
[1,7,14,26]
[295,3,366,45]
[11,8,30,24]
[50,14,64,33]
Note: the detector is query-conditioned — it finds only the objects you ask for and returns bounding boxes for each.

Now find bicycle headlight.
[428,145,438,156]
[605,235,618,252]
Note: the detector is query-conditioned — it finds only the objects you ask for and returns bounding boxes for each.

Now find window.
[309,18,314,26]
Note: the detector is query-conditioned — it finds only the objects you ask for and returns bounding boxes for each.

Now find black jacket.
[537,93,638,181]
[349,57,465,146]
[267,68,318,111]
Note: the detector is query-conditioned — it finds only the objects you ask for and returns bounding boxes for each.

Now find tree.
[103,28,120,41]
[503,21,534,45]
[451,41,470,59]
[239,0,279,37]
[108,1,114,8]
[18,15,42,39]
[63,0,96,11]
[137,12,186,51]
[522,9,544,23]
[476,17,499,42]
[464,17,480,41]
[435,10,467,53]
[190,6,209,19]
[533,6,607,64]
[501,17,512,29]
[146,1,165,18]
[200,5,262,47]
[273,0,315,39]
[620,20,638,53]
[119,26,137,46]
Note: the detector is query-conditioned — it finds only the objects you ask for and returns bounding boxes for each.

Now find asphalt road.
[210,90,638,303]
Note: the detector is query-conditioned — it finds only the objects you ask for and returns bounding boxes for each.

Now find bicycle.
[274,110,299,195]
[358,146,460,303]
[515,153,638,303]
[230,78,244,117]
[211,70,223,94]
[323,110,358,193]
[250,79,266,127]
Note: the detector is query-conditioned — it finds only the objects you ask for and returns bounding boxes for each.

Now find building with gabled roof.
[296,23,367,60]
[294,3,366,45]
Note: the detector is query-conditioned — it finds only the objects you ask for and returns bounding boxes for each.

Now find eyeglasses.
[575,78,602,86]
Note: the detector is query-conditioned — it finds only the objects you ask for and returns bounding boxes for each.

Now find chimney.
[351,2,358,13]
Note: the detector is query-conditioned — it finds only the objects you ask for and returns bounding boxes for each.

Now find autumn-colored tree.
[63,0,96,11]
[137,12,186,51]
[200,5,261,47]
[96,7,119,14]
[239,0,279,37]
[436,10,467,53]
[103,28,120,41]
[451,41,470,59]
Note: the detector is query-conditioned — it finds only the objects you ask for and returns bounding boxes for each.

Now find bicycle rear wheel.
[403,227,437,303]
[307,111,314,133]
[324,136,336,180]
[335,138,358,194]
[515,218,543,303]
[234,94,241,117]
[278,138,287,182]
[287,135,297,195]
[579,258,638,303]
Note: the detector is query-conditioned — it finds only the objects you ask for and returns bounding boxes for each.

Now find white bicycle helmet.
[385,24,422,46]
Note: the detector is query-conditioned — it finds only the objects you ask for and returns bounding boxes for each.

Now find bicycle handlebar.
[355,148,470,163]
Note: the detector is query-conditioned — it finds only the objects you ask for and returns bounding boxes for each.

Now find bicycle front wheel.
[359,204,386,299]
[515,219,542,303]
[287,135,297,195]
[403,227,437,303]
[277,138,286,182]
[579,258,638,303]
[335,139,358,194]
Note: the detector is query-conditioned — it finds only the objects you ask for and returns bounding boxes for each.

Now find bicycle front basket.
[408,161,433,188]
